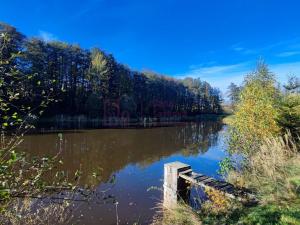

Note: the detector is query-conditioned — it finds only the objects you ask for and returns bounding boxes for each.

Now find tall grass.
[151,202,201,225]
[228,132,300,203]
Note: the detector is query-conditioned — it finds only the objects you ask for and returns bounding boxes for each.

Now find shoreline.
[34,113,228,131]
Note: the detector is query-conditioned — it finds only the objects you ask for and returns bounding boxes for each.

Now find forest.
[0,22,222,125]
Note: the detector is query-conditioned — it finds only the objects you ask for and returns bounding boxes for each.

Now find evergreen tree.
[1,22,223,120]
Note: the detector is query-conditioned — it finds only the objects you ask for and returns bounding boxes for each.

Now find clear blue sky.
[1,0,300,94]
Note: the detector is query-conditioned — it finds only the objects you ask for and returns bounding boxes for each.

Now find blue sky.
[1,0,300,95]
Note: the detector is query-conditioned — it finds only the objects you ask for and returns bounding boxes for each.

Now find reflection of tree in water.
[21,121,223,186]
[180,121,223,156]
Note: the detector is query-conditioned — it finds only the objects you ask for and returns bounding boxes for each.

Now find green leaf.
[10,151,17,162]
[12,112,18,119]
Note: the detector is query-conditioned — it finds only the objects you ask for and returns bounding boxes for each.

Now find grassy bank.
[151,202,201,225]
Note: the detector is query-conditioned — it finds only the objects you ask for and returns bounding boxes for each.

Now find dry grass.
[151,202,201,225]
[228,132,300,203]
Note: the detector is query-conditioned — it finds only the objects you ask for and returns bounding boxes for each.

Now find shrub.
[228,62,280,157]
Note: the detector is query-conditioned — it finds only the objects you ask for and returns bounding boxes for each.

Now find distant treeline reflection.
[37,114,223,129]
[20,121,223,186]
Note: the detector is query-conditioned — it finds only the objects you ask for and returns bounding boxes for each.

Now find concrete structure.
[163,161,257,208]
[163,161,191,208]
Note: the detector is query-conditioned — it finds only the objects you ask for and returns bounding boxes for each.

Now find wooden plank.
[179,171,257,203]
[212,181,228,189]
[179,169,193,175]
[201,178,216,185]
[196,176,211,182]
[192,174,205,180]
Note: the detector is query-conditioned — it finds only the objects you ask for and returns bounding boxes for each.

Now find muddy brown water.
[20,121,226,225]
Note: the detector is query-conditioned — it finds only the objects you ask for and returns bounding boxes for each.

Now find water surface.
[21,121,226,225]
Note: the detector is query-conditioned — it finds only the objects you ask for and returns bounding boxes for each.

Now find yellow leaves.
[228,63,283,156]
[204,187,230,213]
[232,79,280,144]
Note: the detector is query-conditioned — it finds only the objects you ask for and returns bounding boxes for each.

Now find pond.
[20,121,227,225]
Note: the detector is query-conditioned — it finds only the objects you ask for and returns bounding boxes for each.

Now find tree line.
[0,22,222,121]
